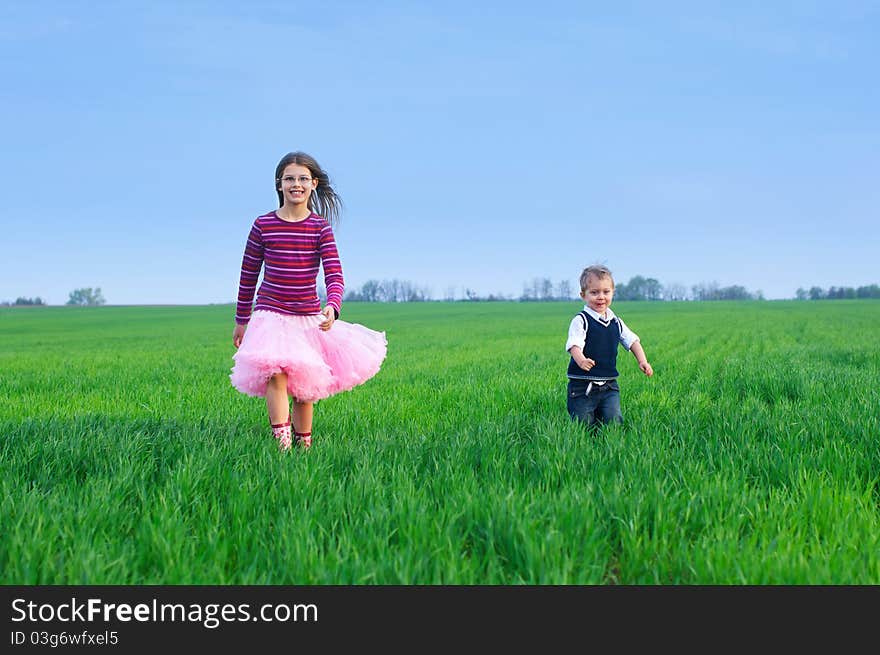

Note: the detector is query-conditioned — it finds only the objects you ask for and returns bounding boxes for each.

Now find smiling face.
[581,273,615,314]
[277,163,318,210]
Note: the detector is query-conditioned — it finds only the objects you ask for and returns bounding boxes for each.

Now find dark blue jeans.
[566,378,623,427]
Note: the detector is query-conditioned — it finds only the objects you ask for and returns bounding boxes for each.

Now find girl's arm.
[235,221,264,325]
[233,324,246,348]
[317,223,344,318]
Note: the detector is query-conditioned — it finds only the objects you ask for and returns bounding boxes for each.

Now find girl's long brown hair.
[274,151,342,226]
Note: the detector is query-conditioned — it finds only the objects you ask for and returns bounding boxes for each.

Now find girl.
[230,151,387,451]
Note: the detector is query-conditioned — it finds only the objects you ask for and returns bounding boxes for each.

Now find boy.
[565,265,653,427]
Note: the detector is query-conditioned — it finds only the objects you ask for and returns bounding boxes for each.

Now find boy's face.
[581,274,614,314]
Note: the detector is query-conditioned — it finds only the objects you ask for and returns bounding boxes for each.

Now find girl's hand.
[233,324,246,348]
[578,357,596,372]
[640,361,654,377]
[319,306,336,331]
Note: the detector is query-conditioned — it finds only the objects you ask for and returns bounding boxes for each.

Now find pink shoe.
[294,432,312,449]
[272,423,292,452]
[278,430,292,451]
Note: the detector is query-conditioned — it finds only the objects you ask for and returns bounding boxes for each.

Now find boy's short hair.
[579,265,615,293]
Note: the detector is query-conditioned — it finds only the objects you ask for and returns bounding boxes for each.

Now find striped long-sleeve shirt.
[235,211,344,324]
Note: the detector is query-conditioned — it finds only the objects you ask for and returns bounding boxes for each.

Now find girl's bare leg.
[266,373,293,450]
[266,373,290,424]
[292,400,313,448]
[292,400,313,434]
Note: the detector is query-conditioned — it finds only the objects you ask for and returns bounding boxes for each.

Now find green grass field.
[2,300,878,584]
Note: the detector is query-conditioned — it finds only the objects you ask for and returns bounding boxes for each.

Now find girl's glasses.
[281,176,313,185]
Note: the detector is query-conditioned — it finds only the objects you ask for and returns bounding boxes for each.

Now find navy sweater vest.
[567,311,621,379]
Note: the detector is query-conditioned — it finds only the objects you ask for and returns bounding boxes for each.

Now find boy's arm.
[568,345,596,372]
[566,315,596,372]
[629,341,653,376]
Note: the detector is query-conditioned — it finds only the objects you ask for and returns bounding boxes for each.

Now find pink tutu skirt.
[230,310,387,402]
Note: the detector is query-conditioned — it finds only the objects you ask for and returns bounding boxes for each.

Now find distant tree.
[520,277,554,301]
[664,282,689,301]
[539,278,553,301]
[644,277,663,301]
[856,284,880,299]
[345,279,430,302]
[613,275,662,301]
[13,296,46,306]
[826,286,856,299]
[801,284,879,300]
[360,280,381,302]
[398,279,430,302]
[692,281,720,301]
[624,275,647,300]
[67,287,105,306]
[795,287,808,300]
[382,279,396,302]
[377,279,393,301]
[717,285,753,300]
[556,279,573,301]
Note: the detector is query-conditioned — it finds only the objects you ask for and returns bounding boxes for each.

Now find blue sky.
[2,0,877,304]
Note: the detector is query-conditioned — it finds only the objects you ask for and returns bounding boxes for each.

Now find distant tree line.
[7,280,878,307]
[341,276,771,302]
[795,285,880,300]
[0,296,46,306]
[688,282,763,301]
[344,279,432,302]
[519,278,574,301]
[614,276,664,301]
[342,276,876,302]
[3,288,107,307]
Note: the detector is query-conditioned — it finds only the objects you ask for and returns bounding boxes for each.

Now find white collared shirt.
[565,305,640,353]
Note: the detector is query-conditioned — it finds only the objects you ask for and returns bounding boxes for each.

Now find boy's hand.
[578,357,596,372]
[640,361,653,377]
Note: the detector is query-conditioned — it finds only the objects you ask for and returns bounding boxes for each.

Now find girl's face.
[581,274,614,314]
[278,163,317,208]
